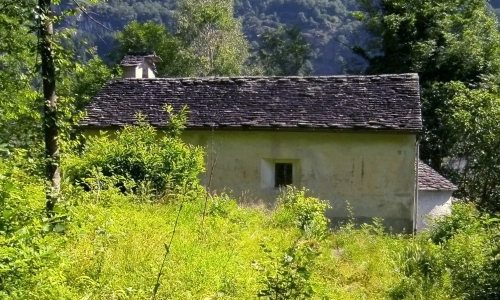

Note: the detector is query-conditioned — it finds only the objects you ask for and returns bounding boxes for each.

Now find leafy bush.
[258,239,320,299]
[428,202,491,244]
[65,107,204,201]
[430,203,500,299]
[0,153,71,299]
[392,203,500,299]
[258,187,330,299]
[274,187,330,239]
[390,239,450,299]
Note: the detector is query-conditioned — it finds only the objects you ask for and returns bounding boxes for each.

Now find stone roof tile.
[120,55,145,66]
[418,161,457,191]
[80,74,422,131]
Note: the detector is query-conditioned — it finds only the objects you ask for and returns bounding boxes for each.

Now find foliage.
[236,0,368,75]
[274,187,330,239]
[0,153,71,299]
[355,0,500,163]
[56,56,114,154]
[110,0,250,76]
[112,21,189,76]
[64,108,204,200]
[176,0,250,76]
[60,0,368,75]
[392,203,500,299]
[258,239,320,299]
[0,0,41,152]
[441,82,500,212]
[257,26,313,76]
[390,239,450,299]
[257,188,330,299]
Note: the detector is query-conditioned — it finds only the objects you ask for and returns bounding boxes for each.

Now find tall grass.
[3,156,498,299]
[54,187,417,299]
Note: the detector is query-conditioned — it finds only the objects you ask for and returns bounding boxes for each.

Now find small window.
[275,163,293,187]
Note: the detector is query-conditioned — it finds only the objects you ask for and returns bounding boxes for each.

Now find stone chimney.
[120,52,162,79]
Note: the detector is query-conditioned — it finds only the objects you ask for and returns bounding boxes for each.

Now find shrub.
[0,154,71,299]
[391,203,500,299]
[258,239,320,299]
[429,203,500,299]
[274,187,330,239]
[64,107,204,201]
[428,202,487,244]
[258,187,330,299]
[390,238,450,299]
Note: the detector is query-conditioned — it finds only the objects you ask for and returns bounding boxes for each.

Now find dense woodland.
[1,0,500,298]
[60,0,368,74]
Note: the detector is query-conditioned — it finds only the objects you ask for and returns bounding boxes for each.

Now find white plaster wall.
[121,64,155,79]
[417,190,453,230]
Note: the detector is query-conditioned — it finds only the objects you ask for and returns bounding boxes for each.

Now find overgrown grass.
[2,154,499,299]
[61,197,297,299]
[51,189,411,299]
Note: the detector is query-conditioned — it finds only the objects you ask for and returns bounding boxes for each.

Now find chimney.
[120,52,162,79]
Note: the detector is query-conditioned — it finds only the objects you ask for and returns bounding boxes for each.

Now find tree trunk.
[38,0,60,216]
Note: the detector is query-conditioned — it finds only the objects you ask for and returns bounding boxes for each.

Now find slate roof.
[80,74,422,131]
[120,55,145,66]
[120,52,162,67]
[418,161,457,191]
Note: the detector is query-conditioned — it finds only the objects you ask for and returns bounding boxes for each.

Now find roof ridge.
[108,73,419,82]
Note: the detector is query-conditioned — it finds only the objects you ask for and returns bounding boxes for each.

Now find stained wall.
[182,130,417,232]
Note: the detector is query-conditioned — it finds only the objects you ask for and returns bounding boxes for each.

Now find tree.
[36,0,106,214]
[257,26,313,76]
[354,0,500,210]
[113,21,189,76]
[37,0,61,214]
[0,0,41,152]
[355,0,500,167]
[442,82,500,212]
[176,0,250,76]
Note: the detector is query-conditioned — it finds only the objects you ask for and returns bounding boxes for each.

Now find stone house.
[80,55,455,232]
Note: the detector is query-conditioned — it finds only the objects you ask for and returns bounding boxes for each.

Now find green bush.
[390,239,450,299]
[428,202,488,244]
[257,187,330,299]
[0,153,71,299]
[391,203,500,299]
[430,203,500,299]
[274,187,331,239]
[64,107,204,201]
[258,239,320,299]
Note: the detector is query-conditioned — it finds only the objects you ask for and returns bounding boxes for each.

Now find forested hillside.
[61,0,367,74]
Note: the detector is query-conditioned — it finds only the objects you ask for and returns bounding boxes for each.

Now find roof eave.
[78,124,422,134]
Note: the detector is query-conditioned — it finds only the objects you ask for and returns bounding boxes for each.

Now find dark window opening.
[275,163,293,187]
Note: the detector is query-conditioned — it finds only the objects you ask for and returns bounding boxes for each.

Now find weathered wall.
[416,190,453,230]
[182,130,417,232]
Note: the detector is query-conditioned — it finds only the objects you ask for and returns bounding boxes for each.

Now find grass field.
[57,193,408,299]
